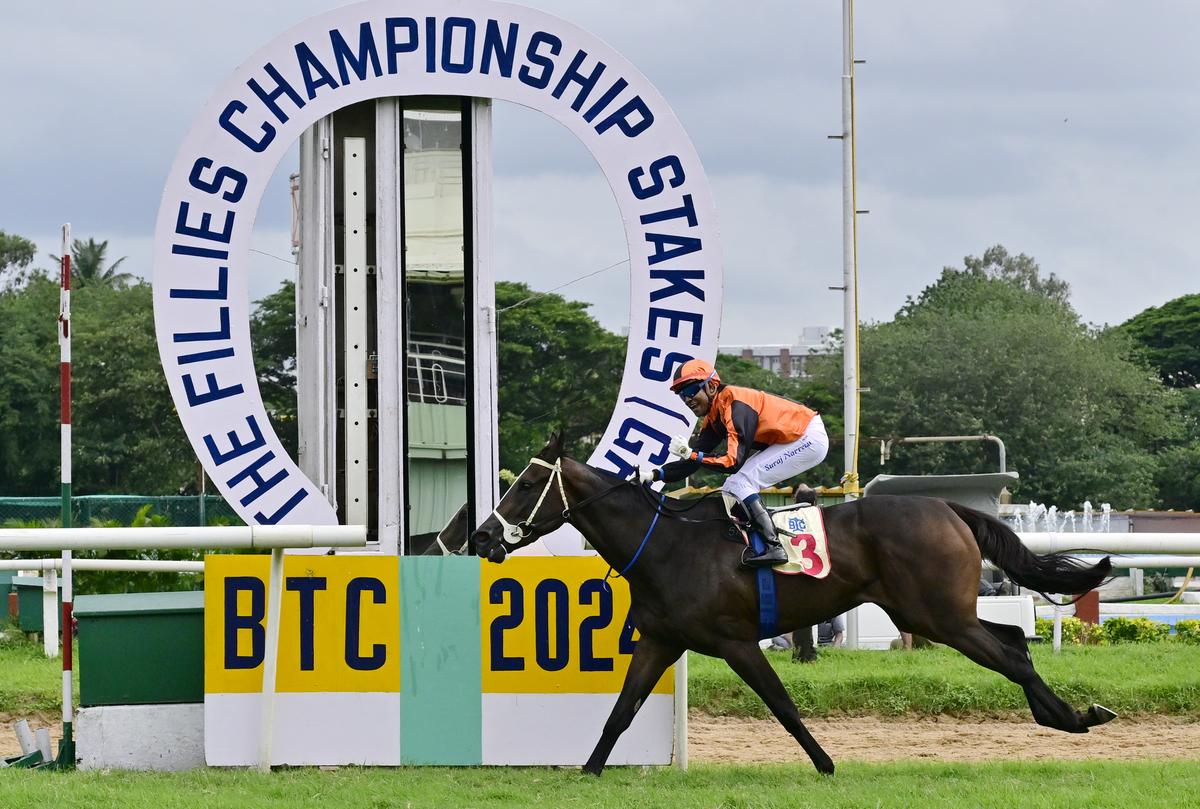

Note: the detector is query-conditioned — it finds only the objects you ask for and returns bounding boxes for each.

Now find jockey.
[639,359,829,568]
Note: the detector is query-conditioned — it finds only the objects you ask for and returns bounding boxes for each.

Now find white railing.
[846,532,1200,650]
[1017,533,1200,555]
[0,524,363,552]
[0,559,204,572]
[0,524,366,772]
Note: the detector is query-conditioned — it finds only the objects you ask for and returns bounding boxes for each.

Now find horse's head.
[472,432,570,563]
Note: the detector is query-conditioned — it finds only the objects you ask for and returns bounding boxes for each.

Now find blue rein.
[610,492,664,579]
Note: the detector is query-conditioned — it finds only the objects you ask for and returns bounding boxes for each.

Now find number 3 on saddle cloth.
[722,495,833,639]
[722,494,832,579]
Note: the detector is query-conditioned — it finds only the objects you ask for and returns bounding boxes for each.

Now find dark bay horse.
[471,435,1116,776]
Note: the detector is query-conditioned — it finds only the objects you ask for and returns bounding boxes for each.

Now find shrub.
[1174,619,1200,644]
[1034,616,1101,644]
[1100,616,1170,644]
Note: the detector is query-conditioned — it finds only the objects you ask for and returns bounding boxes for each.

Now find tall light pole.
[840,0,862,502]
[839,0,865,650]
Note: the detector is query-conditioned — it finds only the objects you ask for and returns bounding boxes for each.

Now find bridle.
[488,457,569,545]
[483,454,631,547]
[482,452,716,578]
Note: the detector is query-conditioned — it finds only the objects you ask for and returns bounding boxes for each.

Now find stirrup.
[741,543,787,569]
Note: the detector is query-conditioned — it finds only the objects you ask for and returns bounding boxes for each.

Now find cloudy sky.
[3,1,1197,346]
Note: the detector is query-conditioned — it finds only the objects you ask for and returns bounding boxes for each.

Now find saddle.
[720,493,832,578]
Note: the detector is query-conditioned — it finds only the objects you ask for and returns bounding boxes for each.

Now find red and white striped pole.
[57,223,75,768]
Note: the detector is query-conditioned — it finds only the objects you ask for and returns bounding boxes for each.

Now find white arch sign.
[153,0,722,525]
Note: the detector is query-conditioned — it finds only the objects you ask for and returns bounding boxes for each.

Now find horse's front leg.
[582,634,683,776]
[719,639,835,774]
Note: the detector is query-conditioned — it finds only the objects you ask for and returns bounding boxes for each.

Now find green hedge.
[1034,616,1191,645]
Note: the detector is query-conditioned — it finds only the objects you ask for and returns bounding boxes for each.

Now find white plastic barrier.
[852,596,1037,650]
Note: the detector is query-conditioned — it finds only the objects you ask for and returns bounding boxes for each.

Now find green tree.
[0,230,39,290]
[249,280,298,458]
[0,277,196,494]
[55,237,134,289]
[850,248,1176,508]
[1115,294,1200,388]
[0,275,60,492]
[495,281,625,472]
[1153,388,1200,510]
[69,283,195,492]
[953,244,1071,307]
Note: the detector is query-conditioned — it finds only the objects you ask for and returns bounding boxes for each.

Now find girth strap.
[750,531,779,639]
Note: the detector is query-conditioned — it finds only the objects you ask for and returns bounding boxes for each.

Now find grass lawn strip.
[1,762,1198,808]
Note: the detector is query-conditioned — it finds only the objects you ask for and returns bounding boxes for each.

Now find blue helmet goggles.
[676,371,716,400]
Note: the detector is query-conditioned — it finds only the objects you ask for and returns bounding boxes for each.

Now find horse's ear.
[546,429,566,456]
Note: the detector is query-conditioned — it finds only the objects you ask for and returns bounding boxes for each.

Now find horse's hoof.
[814,758,835,776]
[581,764,603,777]
[1088,704,1118,726]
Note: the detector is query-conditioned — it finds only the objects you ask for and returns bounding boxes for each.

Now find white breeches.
[722,415,830,502]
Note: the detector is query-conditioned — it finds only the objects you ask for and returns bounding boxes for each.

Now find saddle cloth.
[722,495,832,578]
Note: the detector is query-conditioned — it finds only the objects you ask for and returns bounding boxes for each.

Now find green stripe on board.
[400,556,482,765]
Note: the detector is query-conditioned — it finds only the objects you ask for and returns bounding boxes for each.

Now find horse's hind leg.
[582,634,683,776]
[719,640,835,774]
[979,619,1117,730]
[935,617,1112,733]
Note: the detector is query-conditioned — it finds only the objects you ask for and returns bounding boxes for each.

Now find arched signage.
[153,0,722,526]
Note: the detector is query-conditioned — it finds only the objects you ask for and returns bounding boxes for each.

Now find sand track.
[688,713,1200,763]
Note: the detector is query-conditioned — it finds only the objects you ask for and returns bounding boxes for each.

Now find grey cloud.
[2,0,1198,346]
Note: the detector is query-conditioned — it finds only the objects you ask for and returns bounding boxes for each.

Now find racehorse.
[471,433,1116,776]
[415,502,470,556]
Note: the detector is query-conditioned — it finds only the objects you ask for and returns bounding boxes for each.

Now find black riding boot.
[743,497,787,568]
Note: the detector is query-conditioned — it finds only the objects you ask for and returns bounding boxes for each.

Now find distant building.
[720,326,835,379]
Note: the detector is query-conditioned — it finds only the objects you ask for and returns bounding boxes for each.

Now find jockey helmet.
[670,359,720,396]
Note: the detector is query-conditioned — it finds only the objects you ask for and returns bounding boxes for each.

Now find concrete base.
[77,703,203,771]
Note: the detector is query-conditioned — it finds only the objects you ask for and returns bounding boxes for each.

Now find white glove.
[668,435,692,460]
[637,467,659,484]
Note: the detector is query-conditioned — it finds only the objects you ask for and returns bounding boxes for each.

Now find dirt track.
[6,712,1199,765]
[688,713,1200,763]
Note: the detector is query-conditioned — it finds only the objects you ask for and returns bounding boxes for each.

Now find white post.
[42,569,59,658]
[673,652,688,770]
[35,728,53,761]
[1051,597,1074,653]
[342,137,369,530]
[13,720,36,755]
[257,547,285,772]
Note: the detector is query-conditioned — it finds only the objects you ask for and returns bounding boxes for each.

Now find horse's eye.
[518,481,532,490]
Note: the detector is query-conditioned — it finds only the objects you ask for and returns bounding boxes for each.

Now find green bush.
[1100,616,1170,644]
[1034,616,1103,645]
[1173,619,1200,644]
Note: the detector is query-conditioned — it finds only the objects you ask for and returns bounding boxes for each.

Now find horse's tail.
[946,501,1111,595]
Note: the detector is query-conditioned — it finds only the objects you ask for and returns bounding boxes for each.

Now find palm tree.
[51,238,134,288]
